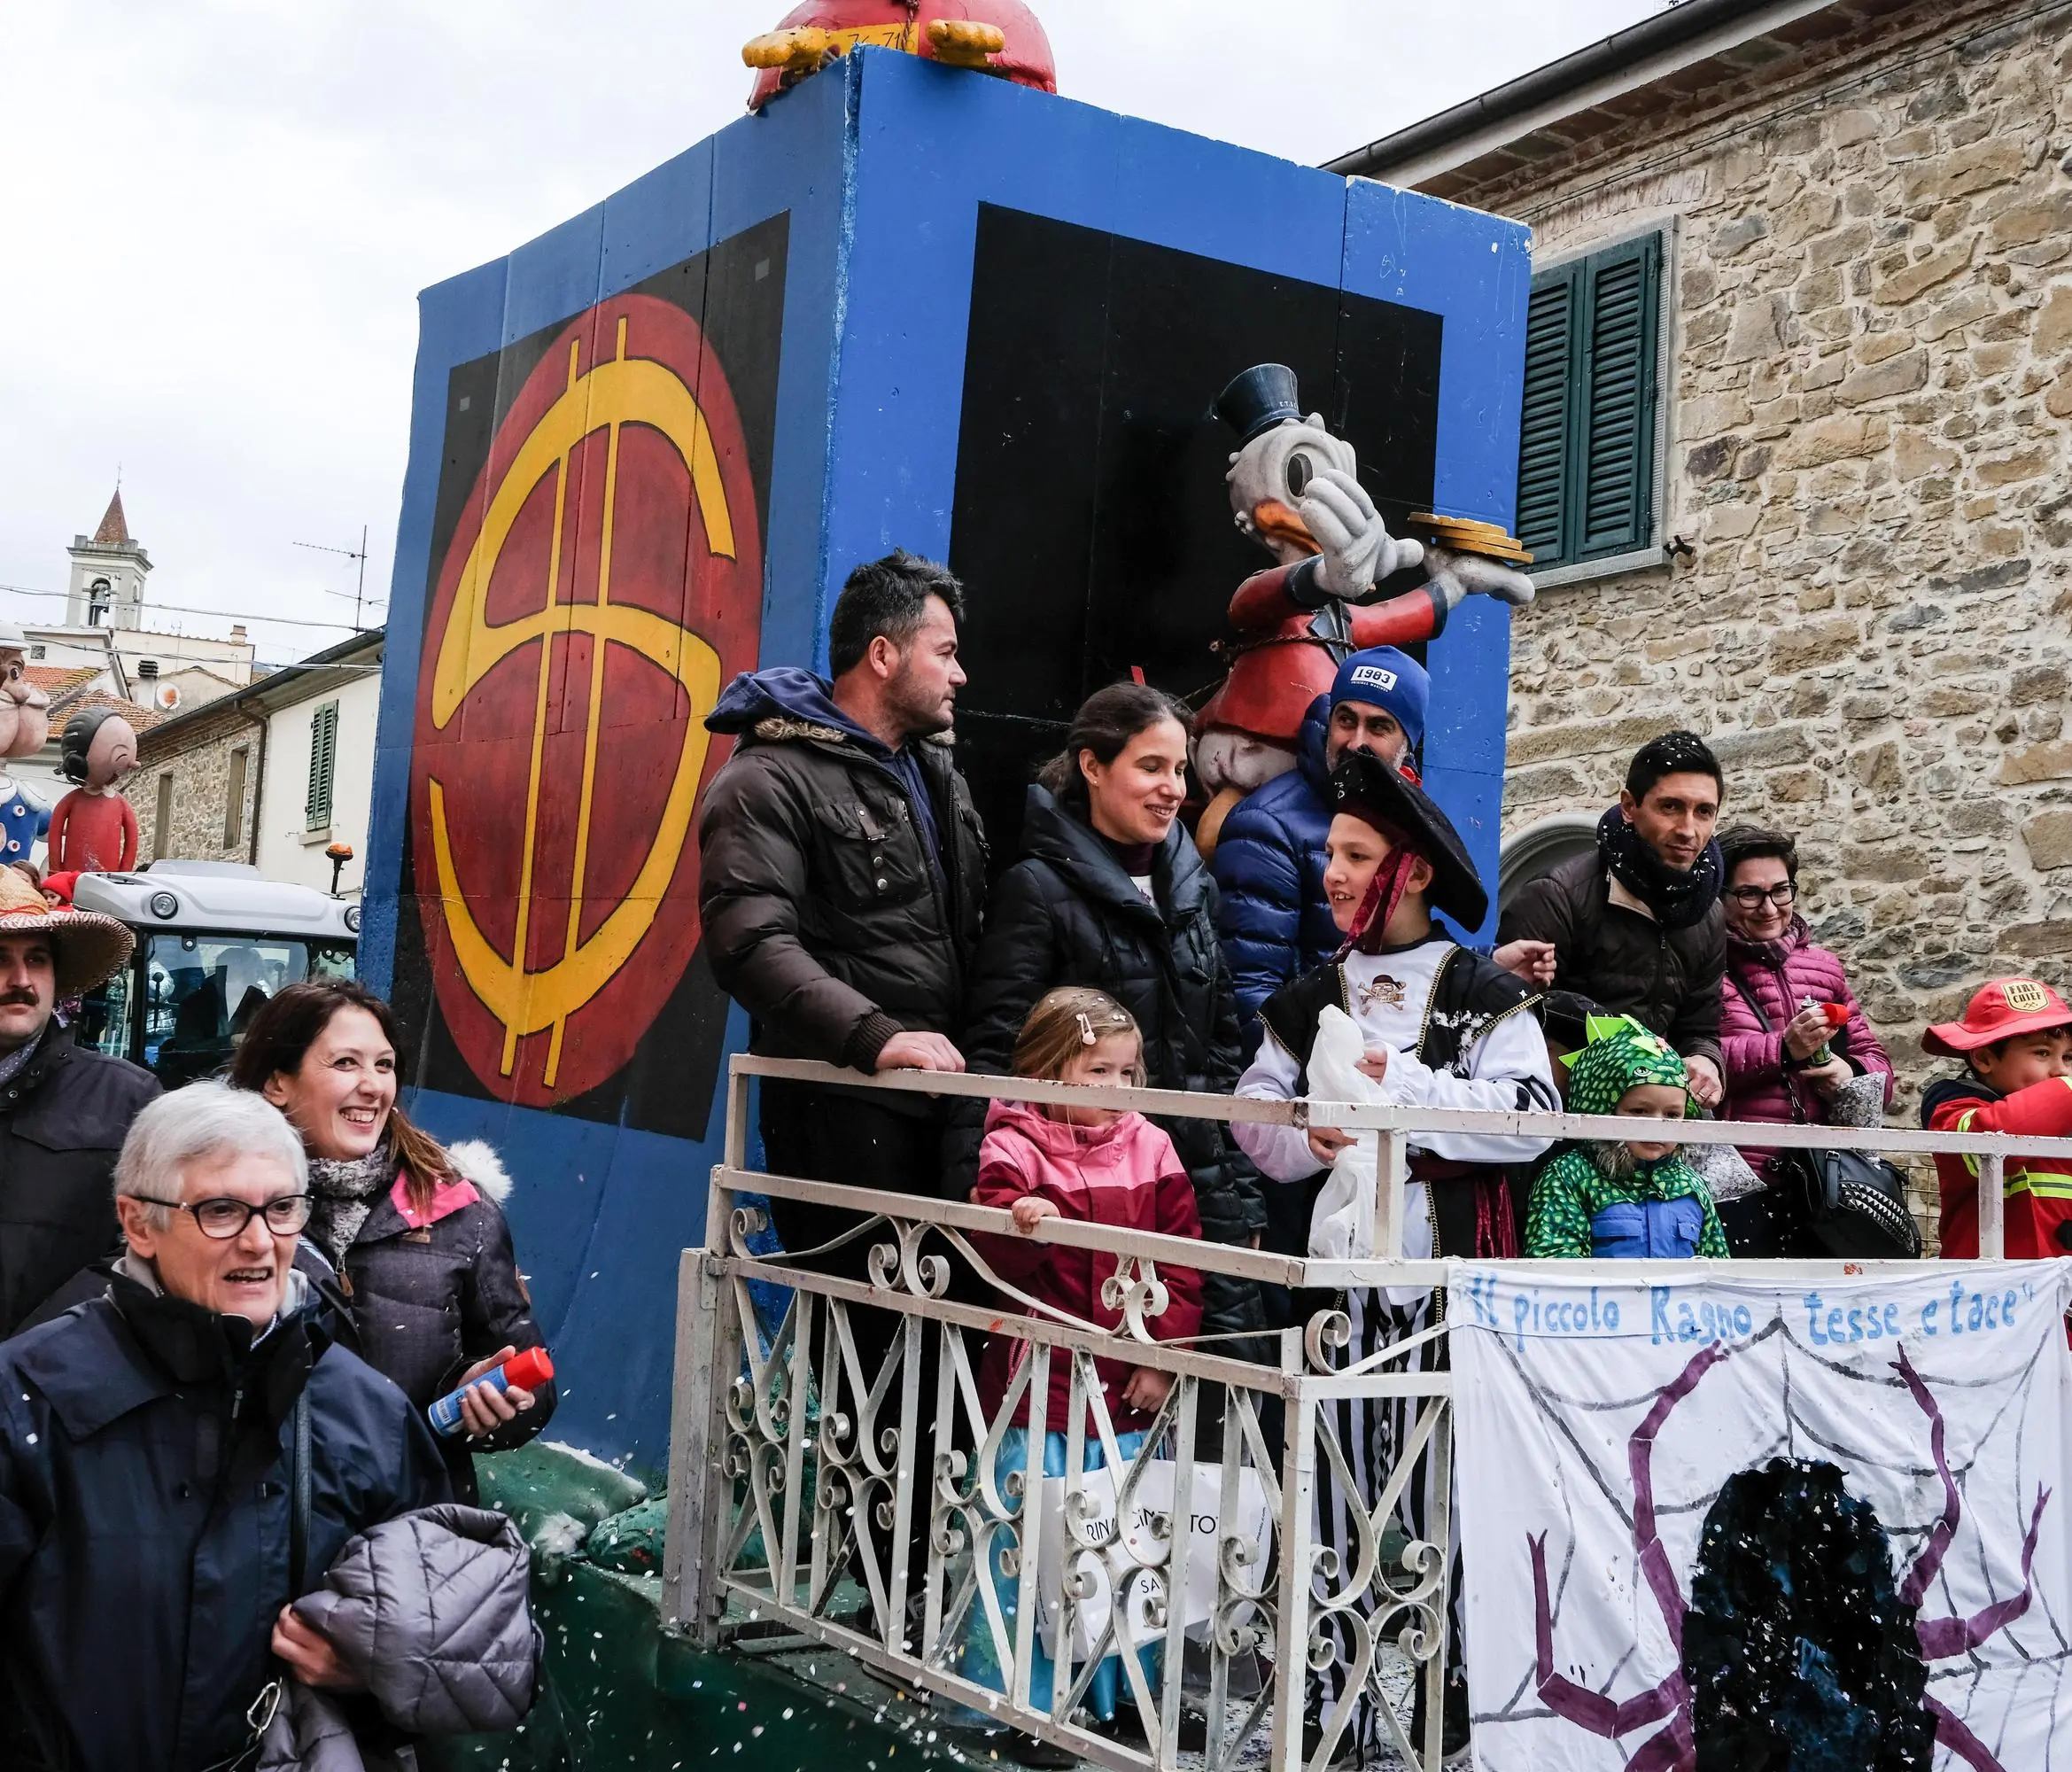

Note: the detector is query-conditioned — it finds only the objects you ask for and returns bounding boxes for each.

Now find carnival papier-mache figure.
[742,1,1055,109]
[1192,364,1538,850]
[47,708,140,875]
[0,622,51,868]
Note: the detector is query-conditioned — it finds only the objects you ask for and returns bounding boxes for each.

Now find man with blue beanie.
[1214,648,1553,1035]
[1212,647,1429,1027]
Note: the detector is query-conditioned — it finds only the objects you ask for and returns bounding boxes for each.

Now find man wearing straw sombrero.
[0,865,158,1335]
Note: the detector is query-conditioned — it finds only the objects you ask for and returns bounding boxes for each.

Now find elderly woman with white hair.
[0,1082,451,1771]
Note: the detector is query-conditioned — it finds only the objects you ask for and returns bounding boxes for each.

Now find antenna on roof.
[292,525,376,631]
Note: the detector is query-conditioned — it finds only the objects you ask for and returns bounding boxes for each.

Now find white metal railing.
[662,1055,2054,1772]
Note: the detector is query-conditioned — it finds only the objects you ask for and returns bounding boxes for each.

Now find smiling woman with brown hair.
[228,978,554,1499]
[947,680,1269,1369]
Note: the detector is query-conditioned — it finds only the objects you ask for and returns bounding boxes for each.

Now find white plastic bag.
[1122,1459,1272,1644]
[1306,1005,1388,1259]
[1033,1459,1272,1656]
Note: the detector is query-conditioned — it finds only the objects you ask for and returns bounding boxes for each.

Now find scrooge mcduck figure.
[1192,365,1536,842]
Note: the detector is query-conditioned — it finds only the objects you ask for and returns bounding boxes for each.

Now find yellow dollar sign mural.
[423,315,730,1086]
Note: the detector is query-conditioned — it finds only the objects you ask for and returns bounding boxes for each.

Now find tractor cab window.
[74,965,133,1062]
[145,935,306,1086]
[78,933,360,1085]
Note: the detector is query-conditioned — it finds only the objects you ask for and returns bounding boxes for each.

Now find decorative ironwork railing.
[663,1055,2059,1772]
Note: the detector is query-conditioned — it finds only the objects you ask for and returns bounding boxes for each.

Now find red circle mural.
[408,293,762,1107]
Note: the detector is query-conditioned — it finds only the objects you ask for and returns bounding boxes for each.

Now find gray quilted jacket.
[255,1504,539,1772]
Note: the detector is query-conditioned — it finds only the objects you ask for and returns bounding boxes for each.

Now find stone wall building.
[131,697,267,868]
[129,627,383,895]
[1337,0,2072,1133]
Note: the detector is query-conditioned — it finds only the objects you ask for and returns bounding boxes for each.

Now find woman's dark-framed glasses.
[180,1194,313,1239]
[1725,882,1797,908]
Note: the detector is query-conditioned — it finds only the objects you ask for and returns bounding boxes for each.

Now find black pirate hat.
[1213,364,1302,447]
[1327,750,1489,931]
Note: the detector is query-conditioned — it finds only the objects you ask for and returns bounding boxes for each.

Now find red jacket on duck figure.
[1192,364,1536,851]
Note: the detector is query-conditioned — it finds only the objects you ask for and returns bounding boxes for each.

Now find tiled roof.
[63,688,167,733]
[91,489,131,548]
[25,665,99,697]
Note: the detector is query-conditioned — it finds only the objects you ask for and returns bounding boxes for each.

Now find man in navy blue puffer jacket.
[1214,647,1429,1034]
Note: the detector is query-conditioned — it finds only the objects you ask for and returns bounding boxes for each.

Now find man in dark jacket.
[1498,730,1728,1106]
[1213,647,1429,1024]
[1212,649,1553,1045]
[699,551,988,1628]
[0,1083,451,1770]
[0,874,159,1336]
[699,549,989,1236]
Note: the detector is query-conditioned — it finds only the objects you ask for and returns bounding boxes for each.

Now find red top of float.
[747,1,1057,112]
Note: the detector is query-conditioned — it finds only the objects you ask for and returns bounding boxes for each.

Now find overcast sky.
[3,0,1660,667]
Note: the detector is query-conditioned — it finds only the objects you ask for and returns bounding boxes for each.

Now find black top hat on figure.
[1328,750,1490,932]
[1214,364,1303,447]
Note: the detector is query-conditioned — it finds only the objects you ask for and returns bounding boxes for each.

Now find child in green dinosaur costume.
[1525,1015,1730,1260]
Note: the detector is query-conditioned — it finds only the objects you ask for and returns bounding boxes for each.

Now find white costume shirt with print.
[1232,935,1556,1265]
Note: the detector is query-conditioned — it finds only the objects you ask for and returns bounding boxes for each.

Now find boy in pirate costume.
[1232,751,1556,1760]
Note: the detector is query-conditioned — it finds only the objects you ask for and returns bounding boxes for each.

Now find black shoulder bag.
[1726,969,1921,1259]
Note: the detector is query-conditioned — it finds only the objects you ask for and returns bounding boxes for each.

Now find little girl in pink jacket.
[970,985,1204,1432]
[959,986,1202,1737]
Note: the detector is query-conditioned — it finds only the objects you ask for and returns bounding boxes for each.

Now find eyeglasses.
[170,1194,313,1240]
[1725,882,1797,908]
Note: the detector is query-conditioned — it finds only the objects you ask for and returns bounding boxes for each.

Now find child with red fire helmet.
[1919,977,2072,1259]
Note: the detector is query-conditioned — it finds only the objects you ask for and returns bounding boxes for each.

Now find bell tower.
[66,486,151,629]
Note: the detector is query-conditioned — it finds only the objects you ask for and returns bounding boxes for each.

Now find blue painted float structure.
[361,46,1531,1480]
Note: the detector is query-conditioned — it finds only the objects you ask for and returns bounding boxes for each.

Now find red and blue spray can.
[429,1346,555,1438]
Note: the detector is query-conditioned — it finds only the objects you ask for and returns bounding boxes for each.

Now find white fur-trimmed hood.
[445,1139,512,1206]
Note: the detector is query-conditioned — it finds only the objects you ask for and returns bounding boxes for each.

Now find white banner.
[1450,1261,2072,1770]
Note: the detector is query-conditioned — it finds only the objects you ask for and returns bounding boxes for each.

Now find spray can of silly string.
[429,1346,555,1438]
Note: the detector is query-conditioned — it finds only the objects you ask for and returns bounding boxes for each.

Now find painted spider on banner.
[1527,1341,2051,1772]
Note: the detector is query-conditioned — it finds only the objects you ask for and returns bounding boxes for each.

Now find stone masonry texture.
[1447,0,2072,1159]
[127,708,260,867]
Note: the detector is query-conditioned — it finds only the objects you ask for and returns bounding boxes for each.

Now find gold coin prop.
[1408,511,1534,565]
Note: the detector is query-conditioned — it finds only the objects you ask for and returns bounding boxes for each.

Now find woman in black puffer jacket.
[950,682,1269,1349]
[229,979,555,1501]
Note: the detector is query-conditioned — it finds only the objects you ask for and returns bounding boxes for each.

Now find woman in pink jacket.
[1715,825,1894,1255]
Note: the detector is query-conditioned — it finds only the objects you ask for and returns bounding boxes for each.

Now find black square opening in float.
[946,203,1443,868]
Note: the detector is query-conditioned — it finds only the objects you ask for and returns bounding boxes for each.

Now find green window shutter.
[1513,232,1661,571]
[1576,233,1661,559]
[1515,263,1580,563]
[306,701,339,828]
